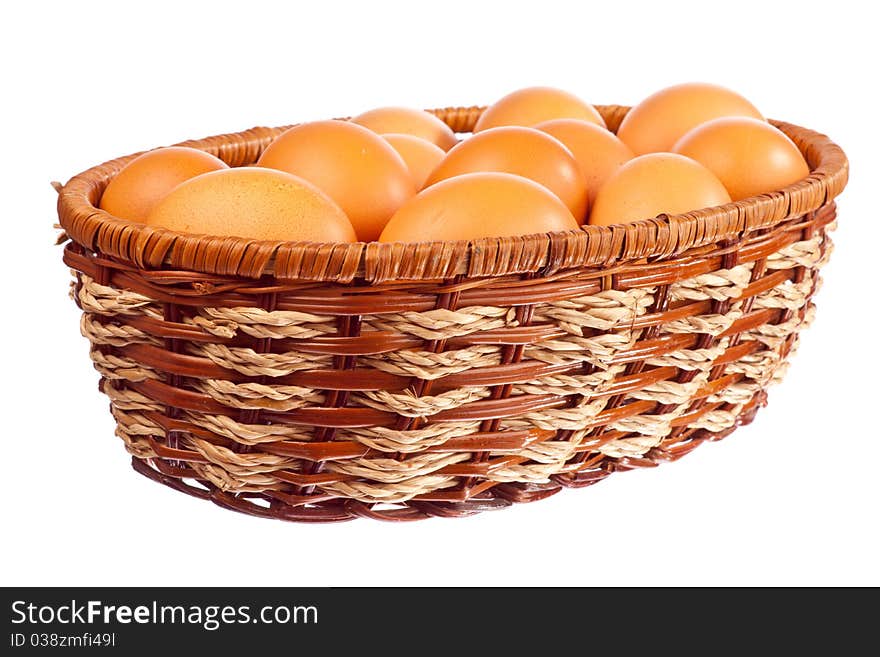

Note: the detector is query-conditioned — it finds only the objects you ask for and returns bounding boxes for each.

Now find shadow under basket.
[56,105,849,522]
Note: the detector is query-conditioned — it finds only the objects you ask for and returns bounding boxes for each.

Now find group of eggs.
[99,83,810,244]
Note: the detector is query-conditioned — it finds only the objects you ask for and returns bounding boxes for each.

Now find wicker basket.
[56,105,848,522]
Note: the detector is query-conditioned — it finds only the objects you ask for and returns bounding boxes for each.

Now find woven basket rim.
[56,104,849,283]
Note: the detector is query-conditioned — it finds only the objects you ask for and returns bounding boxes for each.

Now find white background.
[2,1,877,586]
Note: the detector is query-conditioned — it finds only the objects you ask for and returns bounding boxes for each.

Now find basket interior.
[57,105,848,284]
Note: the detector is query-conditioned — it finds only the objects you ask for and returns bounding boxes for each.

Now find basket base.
[129,394,765,523]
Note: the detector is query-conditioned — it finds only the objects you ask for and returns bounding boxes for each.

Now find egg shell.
[589,153,731,226]
[673,116,810,201]
[474,86,606,132]
[425,126,589,222]
[144,167,356,242]
[617,82,764,155]
[352,107,458,150]
[382,134,446,190]
[99,146,228,222]
[536,118,634,205]
[258,120,415,241]
[379,172,578,243]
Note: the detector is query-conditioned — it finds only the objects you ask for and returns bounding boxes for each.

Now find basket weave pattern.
[58,105,847,522]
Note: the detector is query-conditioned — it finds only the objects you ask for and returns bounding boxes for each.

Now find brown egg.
[145,167,356,242]
[589,153,731,226]
[425,126,589,222]
[474,86,606,132]
[379,172,578,242]
[536,118,634,205]
[257,120,415,241]
[351,107,458,150]
[382,134,446,189]
[99,146,228,222]
[617,83,764,155]
[673,117,810,201]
